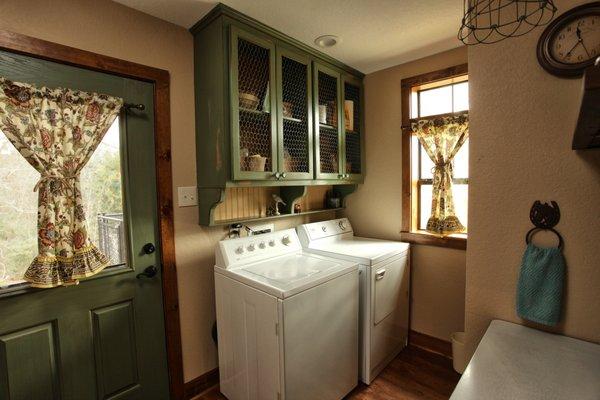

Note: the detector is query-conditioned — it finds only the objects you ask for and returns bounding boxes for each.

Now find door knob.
[143,243,156,254]
[136,265,158,279]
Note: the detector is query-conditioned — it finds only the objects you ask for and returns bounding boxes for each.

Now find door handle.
[136,265,158,279]
[375,269,386,281]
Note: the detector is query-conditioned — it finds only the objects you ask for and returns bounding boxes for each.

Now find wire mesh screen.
[318,71,339,174]
[281,56,309,173]
[237,38,273,172]
[344,82,361,174]
[97,213,126,265]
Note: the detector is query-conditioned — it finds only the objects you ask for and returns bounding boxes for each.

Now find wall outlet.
[244,222,275,236]
[178,186,197,207]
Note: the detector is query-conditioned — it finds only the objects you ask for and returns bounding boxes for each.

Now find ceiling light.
[314,35,339,48]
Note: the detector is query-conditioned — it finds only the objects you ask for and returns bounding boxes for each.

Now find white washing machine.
[297,218,410,384]
[214,228,359,400]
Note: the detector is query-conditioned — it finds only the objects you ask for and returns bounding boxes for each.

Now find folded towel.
[516,243,565,326]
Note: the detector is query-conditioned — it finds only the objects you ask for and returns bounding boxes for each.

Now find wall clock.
[537,2,600,77]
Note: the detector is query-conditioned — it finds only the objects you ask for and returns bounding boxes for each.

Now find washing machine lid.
[307,237,409,265]
[217,252,357,299]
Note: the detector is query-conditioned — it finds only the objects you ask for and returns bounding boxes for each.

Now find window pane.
[419,184,432,230]
[419,85,452,117]
[453,184,468,231]
[419,144,434,179]
[453,82,469,112]
[453,139,469,179]
[0,118,125,288]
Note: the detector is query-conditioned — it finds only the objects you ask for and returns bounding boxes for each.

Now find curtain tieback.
[33,174,78,192]
[432,162,453,175]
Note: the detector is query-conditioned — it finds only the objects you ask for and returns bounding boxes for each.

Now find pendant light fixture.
[458,0,557,45]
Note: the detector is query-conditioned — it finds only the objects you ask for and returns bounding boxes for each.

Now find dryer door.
[372,253,408,325]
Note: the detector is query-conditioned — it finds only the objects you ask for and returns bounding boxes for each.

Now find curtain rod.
[123,103,145,111]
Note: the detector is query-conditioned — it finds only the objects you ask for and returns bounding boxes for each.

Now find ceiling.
[113,0,464,74]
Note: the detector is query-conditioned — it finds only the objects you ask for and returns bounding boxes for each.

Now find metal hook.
[124,103,145,111]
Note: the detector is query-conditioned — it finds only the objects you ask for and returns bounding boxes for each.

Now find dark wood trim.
[400,64,469,249]
[400,63,468,89]
[401,231,467,250]
[184,368,220,399]
[409,330,453,359]
[0,29,184,400]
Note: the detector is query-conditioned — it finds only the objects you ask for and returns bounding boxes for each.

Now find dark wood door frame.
[0,29,184,400]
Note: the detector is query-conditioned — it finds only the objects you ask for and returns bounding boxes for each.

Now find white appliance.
[297,218,410,384]
[214,228,359,400]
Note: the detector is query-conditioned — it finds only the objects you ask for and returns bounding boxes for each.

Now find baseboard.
[409,330,453,359]
[184,368,219,399]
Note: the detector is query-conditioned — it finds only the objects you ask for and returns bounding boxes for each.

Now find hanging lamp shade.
[458,0,557,45]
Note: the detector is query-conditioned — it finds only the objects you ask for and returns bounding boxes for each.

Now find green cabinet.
[191,4,364,224]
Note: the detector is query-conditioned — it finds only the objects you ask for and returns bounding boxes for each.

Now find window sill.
[401,231,467,250]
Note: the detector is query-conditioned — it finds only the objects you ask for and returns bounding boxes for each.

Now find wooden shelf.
[283,116,303,123]
[212,207,343,226]
[319,123,337,130]
[239,107,269,116]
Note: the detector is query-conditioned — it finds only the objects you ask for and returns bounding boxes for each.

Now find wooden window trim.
[401,64,468,251]
[0,30,185,399]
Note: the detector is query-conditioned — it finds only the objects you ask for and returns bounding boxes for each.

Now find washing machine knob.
[259,242,266,249]
[338,220,347,230]
[247,244,255,252]
[235,246,244,254]
[268,240,276,247]
[281,235,291,246]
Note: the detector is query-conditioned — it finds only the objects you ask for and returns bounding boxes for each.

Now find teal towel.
[516,243,565,326]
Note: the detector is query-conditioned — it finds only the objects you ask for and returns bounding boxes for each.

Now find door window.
[0,118,126,289]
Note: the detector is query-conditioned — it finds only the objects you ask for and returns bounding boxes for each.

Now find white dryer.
[214,228,359,400]
[297,218,410,384]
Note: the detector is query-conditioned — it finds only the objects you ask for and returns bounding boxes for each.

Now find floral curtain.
[0,77,123,288]
[412,113,469,235]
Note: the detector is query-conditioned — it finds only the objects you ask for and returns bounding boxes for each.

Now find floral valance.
[412,113,469,235]
[0,77,123,288]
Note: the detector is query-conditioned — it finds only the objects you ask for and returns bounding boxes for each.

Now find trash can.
[451,332,467,374]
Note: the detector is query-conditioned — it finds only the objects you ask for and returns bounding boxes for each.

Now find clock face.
[550,15,600,65]
[537,3,600,77]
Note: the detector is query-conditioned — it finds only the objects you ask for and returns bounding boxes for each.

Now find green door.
[0,50,170,399]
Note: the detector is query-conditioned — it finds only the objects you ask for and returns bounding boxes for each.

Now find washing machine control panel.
[216,229,302,268]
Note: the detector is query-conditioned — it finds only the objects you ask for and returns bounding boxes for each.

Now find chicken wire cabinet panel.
[343,75,365,182]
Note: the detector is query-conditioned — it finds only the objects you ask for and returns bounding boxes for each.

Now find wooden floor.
[194,346,461,400]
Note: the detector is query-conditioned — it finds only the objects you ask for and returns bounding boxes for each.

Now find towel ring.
[525,227,563,250]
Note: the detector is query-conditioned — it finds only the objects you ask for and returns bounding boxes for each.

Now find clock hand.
[581,41,591,58]
[565,41,581,57]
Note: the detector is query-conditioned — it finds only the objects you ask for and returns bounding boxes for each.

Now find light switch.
[178,186,197,207]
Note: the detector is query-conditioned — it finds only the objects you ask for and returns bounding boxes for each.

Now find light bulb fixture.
[314,35,340,48]
[458,0,557,45]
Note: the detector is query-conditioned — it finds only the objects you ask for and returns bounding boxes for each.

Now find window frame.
[400,64,468,250]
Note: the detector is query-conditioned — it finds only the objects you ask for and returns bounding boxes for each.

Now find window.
[401,65,468,249]
[0,119,126,288]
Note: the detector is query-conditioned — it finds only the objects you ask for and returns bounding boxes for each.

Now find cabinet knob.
[281,172,287,179]
[273,172,281,180]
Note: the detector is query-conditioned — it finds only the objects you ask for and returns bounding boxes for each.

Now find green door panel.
[0,50,169,400]
[0,323,61,400]
[91,301,140,399]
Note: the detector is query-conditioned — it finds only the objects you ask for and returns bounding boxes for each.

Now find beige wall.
[343,46,468,341]
[466,0,600,357]
[0,0,334,381]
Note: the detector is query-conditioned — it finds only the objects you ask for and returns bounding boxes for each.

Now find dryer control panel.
[296,218,354,245]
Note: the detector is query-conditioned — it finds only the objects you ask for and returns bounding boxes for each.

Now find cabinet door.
[276,47,313,180]
[230,26,278,180]
[342,75,365,182]
[313,63,344,180]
